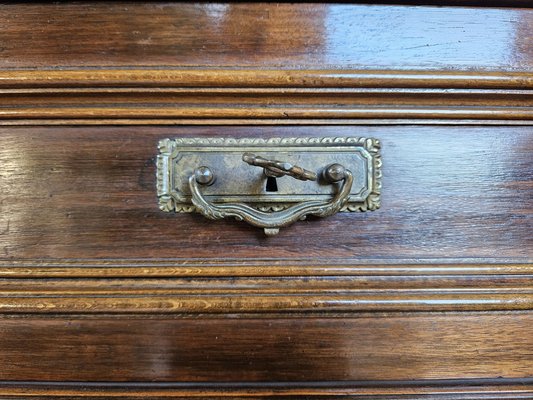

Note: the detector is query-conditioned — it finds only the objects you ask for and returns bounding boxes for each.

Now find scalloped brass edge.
[156,136,382,215]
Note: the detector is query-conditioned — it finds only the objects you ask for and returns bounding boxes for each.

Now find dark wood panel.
[0,313,530,381]
[1,3,532,71]
[0,381,532,400]
[0,125,531,260]
[0,1,530,394]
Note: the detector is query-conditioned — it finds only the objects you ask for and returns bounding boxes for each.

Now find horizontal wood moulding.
[2,107,533,122]
[1,259,531,278]
[0,262,531,314]
[4,118,533,126]
[1,69,532,89]
[1,70,531,122]
[0,314,530,381]
[0,284,530,314]
[0,380,532,399]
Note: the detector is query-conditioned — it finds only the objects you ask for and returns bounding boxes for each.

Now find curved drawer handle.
[188,156,353,236]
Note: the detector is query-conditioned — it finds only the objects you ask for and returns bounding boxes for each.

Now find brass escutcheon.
[157,137,382,235]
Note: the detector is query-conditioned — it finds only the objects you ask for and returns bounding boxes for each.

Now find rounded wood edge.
[0,106,532,121]
[1,69,532,89]
[0,260,531,314]
[1,118,533,125]
[0,380,531,399]
[0,293,531,314]
[1,259,531,277]
[1,68,531,122]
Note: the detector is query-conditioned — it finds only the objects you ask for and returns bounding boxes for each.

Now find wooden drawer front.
[0,125,530,261]
[0,125,530,317]
[0,314,531,382]
[0,126,533,260]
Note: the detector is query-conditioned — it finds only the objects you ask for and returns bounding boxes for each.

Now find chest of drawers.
[0,2,531,399]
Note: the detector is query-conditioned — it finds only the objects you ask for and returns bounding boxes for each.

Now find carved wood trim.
[0,259,530,314]
[2,69,532,88]
[1,259,531,277]
[0,69,531,124]
[0,380,531,399]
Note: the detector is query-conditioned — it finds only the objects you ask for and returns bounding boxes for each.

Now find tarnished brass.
[190,165,353,236]
[157,137,381,234]
[242,153,317,181]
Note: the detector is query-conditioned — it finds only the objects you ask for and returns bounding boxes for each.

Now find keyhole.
[265,176,278,192]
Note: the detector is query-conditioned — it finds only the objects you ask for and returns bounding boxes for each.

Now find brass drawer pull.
[189,156,353,236]
[157,137,381,236]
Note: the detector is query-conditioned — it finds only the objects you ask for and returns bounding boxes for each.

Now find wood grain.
[1,3,532,71]
[2,69,532,88]
[0,287,529,314]
[0,125,530,261]
[0,259,532,278]
[0,3,530,124]
[0,313,530,382]
[0,259,530,314]
[0,381,532,399]
[0,2,531,392]
[1,70,531,124]
[0,262,530,314]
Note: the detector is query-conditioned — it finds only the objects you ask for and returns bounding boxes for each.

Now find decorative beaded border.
[157,137,381,213]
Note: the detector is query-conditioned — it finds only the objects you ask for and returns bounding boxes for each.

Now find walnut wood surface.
[0,2,531,395]
[1,3,532,125]
[1,381,533,400]
[0,125,530,316]
[0,313,530,382]
[0,259,530,314]
[1,69,532,124]
[0,125,530,260]
[1,3,532,71]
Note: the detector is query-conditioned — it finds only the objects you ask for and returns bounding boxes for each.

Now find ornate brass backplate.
[157,137,381,234]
